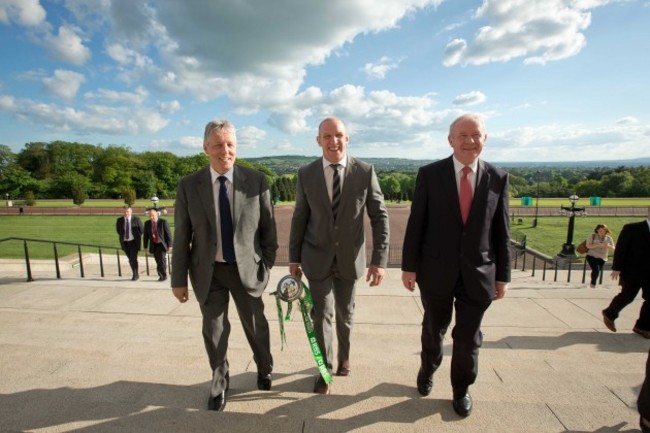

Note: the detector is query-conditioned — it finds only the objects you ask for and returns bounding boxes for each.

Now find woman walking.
[586,224,615,288]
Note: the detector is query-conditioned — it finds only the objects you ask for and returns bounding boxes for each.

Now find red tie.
[460,166,473,225]
[152,222,159,243]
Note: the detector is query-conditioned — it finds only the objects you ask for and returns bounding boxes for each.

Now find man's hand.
[289,263,302,278]
[494,282,508,300]
[172,286,189,303]
[366,265,385,287]
[611,270,620,281]
[402,271,416,292]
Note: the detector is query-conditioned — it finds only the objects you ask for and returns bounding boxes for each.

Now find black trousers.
[640,347,650,421]
[419,275,491,396]
[122,240,139,276]
[586,255,605,286]
[604,277,650,331]
[152,243,167,278]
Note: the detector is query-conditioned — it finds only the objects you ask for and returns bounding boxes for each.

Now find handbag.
[576,234,593,255]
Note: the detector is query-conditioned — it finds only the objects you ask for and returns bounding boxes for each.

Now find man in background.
[602,207,650,338]
[143,208,172,281]
[116,205,144,281]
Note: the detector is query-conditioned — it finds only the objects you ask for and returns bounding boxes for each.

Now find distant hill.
[245,155,649,175]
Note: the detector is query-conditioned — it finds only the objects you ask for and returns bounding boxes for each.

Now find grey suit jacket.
[289,156,389,281]
[171,165,278,304]
[402,156,511,302]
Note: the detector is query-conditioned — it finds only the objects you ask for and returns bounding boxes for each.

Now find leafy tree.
[24,190,36,206]
[17,142,51,180]
[600,171,633,197]
[94,146,136,197]
[123,189,136,205]
[72,184,88,205]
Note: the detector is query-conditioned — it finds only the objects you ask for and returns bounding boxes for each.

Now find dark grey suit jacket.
[289,156,389,281]
[171,165,278,304]
[143,218,172,253]
[116,215,143,251]
[402,156,511,302]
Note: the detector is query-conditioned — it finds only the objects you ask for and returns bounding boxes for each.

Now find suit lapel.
[196,167,217,232]
[471,160,490,223]
[440,157,463,224]
[233,165,247,231]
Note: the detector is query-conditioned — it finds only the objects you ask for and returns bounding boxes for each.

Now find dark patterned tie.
[331,164,341,221]
[459,166,473,225]
[218,176,236,264]
[125,218,130,241]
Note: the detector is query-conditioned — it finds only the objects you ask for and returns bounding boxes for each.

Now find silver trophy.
[276,275,303,302]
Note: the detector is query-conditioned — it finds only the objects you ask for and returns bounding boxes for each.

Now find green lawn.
[1,213,646,260]
[510,216,641,257]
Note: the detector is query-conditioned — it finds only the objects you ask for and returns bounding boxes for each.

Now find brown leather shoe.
[336,361,351,376]
[602,310,616,332]
[633,327,650,339]
[313,376,332,394]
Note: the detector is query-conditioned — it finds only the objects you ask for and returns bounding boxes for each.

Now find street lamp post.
[148,195,167,215]
[532,172,540,228]
[557,194,586,258]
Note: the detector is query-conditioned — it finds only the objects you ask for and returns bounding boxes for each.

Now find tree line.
[1,142,649,204]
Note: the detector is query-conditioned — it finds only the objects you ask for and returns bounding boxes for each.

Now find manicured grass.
[511,216,641,257]
[13,199,176,208]
[0,215,175,259]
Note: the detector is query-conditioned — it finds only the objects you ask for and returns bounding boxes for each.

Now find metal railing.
[0,237,167,282]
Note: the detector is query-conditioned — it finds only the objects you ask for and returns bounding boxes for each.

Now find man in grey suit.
[116,205,144,280]
[171,120,278,412]
[402,113,510,417]
[289,117,389,395]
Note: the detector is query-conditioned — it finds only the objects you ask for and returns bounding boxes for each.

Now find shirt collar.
[452,156,478,174]
[210,166,234,184]
[322,155,348,169]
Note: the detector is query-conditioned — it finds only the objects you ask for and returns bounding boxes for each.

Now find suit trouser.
[122,241,139,276]
[200,263,273,397]
[419,276,491,396]
[603,277,650,331]
[151,243,167,278]
[308,266,356,372]
[640,347,650,421]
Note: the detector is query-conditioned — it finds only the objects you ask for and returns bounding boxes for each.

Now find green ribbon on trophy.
[272,275,333,385]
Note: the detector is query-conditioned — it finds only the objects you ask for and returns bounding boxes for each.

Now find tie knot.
[462,166,471,176]
[330,164,340,172]
[218,176,227,185]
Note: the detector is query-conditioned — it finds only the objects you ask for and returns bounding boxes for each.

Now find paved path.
[1,261,648,433]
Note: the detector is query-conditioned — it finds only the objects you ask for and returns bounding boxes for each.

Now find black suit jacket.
[116,215,144,251]
[402,156,511,302]
[612,219,650,285]
[143,218,172,253]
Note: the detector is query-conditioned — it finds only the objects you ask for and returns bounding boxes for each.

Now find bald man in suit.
[172,120,278,412]
[402,113,511,417]
[289,117,389,395]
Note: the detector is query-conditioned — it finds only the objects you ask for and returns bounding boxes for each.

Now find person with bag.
[585,224,615,288]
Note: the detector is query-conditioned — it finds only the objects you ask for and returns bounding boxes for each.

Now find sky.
[1,0,650,163]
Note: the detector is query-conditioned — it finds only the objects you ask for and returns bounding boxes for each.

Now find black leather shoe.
[416,368,433,396]
[452,392,472,417]
[257,373,272,391]
[207,391,226,411]
[158,276,167,281]
[131,274,139,281]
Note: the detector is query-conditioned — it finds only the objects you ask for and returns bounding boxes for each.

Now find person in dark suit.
[289,117,389,395]
[401,113,511,417]
[116,205,144,280]
[143,208,172,281]
[171,119,278,412]
[640,348,650,432]
[602,208,650,338]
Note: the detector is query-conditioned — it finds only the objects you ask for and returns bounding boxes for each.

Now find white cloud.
[363,56,403,80]
[159,100,180,114]
[84,86,148,105]
[237,125,267,149]
[0,94,168,135]
[453,91,486,106]
[42,69,85,101]
[0,0,46,26]
[43,25,91,65]
[443,0,613,66]
[178,135,203,150]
